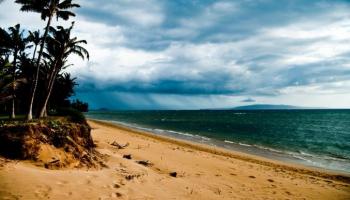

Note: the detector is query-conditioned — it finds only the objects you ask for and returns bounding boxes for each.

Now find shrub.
[54,107,87,124]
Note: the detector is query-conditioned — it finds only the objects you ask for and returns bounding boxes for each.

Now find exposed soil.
[0,118,105,169]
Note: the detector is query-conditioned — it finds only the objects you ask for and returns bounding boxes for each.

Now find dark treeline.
[0,0,89,119]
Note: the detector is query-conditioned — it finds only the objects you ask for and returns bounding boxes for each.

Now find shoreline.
[88,118,350,183]
[85,110,350,175]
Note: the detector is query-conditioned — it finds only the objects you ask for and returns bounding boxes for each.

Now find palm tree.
[0,59,12,104]
[0,24,28,119]
[0,75,27,105]
[0,27,12,59]
[27,30,41,60]
[15,0,80,120]
[39,23,88,117]
[49,72,77,110]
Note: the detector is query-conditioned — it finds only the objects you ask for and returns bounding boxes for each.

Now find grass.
[0,115,26,120]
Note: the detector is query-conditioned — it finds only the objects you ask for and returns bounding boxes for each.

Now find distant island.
[232,104,305,110]
[202,104,325,110]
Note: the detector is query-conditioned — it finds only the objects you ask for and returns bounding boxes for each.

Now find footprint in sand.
[0,190,21,200]
[34,185,52,198]
[110,192,123,198]
[56,180,69,186]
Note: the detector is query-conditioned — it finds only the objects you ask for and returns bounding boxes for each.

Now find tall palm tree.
[27,30,41,60]
[0,24,28,119]
[39,23,88,117]
[15,0,80,120]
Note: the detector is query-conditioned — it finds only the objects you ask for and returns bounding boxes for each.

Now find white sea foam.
[195,135,211,141]
[299,151,314,157]
[292,155,314,163]
[238,142,252,147]
[167,130,195,137]
[253,145,284,153]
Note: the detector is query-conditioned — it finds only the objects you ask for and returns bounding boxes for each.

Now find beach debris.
[136,160,153,167]
[110,141,129,149]
[125,174,141,180]
[44,159,60,169]
[248,175,256,179]
[98,161,109,168]
[267,179,274,182]
[113,184,120,188]
[116,192,122,197]
[215,188,222,195]
[123,154,132,159]
[169,172,177,177]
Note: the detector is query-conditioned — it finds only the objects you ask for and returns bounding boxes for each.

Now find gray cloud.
[2,0,350,109]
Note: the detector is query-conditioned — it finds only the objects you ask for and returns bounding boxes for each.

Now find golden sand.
[0,119,349,199]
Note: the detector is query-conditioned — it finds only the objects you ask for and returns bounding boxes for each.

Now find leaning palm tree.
[39,23,88,117]
[15,0,80,120]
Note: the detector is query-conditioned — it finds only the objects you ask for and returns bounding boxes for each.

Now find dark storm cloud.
[3,0,350,109]
[74,0,350,96]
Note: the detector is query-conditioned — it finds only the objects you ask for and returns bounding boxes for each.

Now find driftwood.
[136,160,153,167]
[110,141,129,149]
[169,172,177,177]
[44,159,60,169]
[123,154,132,159]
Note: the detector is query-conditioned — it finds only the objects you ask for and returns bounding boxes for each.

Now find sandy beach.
[0,119,349,200]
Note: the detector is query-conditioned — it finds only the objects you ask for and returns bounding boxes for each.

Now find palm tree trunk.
[46,63,57,91]
[32,44,37,61]
[44,107,47,117]
[39,67,58,118]
[27,15,52,120]
[11,50,18,119]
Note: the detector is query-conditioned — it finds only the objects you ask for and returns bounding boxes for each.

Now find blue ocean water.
[86,110,350,173]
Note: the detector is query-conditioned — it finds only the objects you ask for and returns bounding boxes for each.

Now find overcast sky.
[1,0,350,109]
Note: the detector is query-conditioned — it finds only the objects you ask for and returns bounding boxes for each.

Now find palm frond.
[41,8,51,20]
[56,10,75,20]
[15,0,46,13]
[58,0,80,9]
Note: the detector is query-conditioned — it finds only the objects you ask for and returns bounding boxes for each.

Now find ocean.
[86,110,350,174]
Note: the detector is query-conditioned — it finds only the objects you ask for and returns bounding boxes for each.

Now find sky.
[1,0,350,110]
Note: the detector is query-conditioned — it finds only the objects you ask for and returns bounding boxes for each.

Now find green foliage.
[71,99,88,112]
[47,119,62,129]
[0,0,88,119]
[54,107,86,124]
